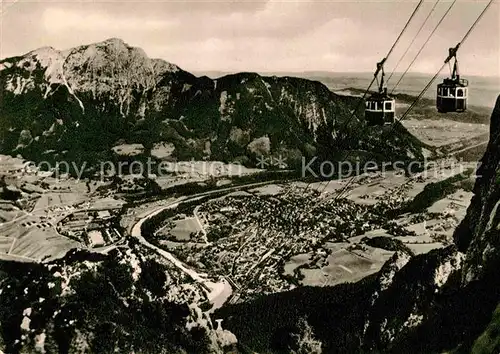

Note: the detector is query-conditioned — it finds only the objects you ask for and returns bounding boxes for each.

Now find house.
[87,230,105,247]
[97,210,112,219]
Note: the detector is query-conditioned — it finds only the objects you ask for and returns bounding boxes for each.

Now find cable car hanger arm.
[374,57,387,77]
[333,0,494,202]
[445,43,461,63]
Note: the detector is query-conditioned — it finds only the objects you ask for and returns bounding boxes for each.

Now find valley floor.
[401,118,489,147]
[129,156,475,305]
[0,111,488,314]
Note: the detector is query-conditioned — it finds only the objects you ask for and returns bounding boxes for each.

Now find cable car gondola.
[436,47,468,113]
[365,59,396,126]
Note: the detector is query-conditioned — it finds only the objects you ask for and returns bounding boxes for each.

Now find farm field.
[33,192,87,213]
[284,244,394,287]
[166,217,202,241]
[401,118,489,147]
[137,150,478,302]
[303,246,393,287]
[0,220,81,262]
[0,156,129,263]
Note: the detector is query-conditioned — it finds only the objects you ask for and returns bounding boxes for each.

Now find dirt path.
[449,141,488,157]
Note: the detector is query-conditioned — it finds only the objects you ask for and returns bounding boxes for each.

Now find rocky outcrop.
[0,38,424,168]
[362,246,465,352]
[362,95,500,353]
[454,95,500,283]
[0,245,231,353]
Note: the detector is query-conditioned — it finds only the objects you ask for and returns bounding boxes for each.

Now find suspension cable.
[332,64,446,200]
[390,0,457,95]
[309,0,425,193]
[385,0,426,60]
[396,0,495,125]
[336,0,425,144]
[334,0,495,202]
[387,0,441,85]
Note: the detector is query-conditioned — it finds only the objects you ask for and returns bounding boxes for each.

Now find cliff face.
[0,246,234,354]
[0,38,424,168]
[218,97,500,354]
[454,95,500,283]
[363,95,500,353]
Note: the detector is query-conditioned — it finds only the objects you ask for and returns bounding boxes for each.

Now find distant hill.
[197,71,499,110]
[0,38,425,171]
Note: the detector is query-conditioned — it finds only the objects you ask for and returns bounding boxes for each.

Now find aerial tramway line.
[305,0,425,193]
[365,59,396,126]
[361,0,424,127]
[363,0,480,124]
[308,0,494,202]
[365,0,443,126]
[332,0,495,202]
[436,46,468,113]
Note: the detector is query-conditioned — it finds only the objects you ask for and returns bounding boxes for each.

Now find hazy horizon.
[194,70,499,109]
[1,42,498,79]
[0,0,498,77]
[193,70,500,79]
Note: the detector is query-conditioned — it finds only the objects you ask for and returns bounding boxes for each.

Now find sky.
[0,0,499,77]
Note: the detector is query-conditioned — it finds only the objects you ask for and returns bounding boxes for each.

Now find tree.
[289,317,323,354]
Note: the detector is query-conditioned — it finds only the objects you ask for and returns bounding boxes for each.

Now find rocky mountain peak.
[61,38,181,100]
[0,39,425,167]
[24,46,60,61]
[97,37,129,47]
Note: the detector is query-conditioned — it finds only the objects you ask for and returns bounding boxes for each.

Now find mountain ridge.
[0,38,425,171]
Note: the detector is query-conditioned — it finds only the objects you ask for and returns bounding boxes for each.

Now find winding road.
[129,179,287,311]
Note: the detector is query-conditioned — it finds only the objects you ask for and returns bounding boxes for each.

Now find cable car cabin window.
[450,87,456,97]
[384,102,392,111]
[456,88,464,97]
[443,87,449,96]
